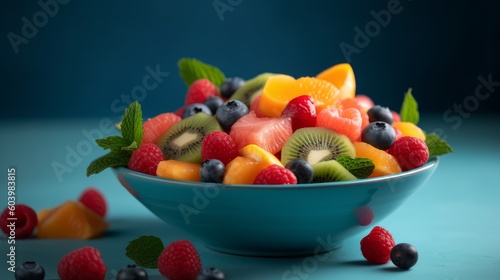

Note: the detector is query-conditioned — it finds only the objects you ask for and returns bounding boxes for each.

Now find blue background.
[1,0,499,120]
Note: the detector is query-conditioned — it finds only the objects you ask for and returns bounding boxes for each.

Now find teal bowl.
[113,157,439,257]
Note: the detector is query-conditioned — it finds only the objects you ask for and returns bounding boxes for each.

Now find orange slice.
[353,142,402,178]
[239,144,283,167]
[316,63,356,100]
[392,122,426,141]
[223,156,266,184]
[156,160,201,182]
[259,75,340,117]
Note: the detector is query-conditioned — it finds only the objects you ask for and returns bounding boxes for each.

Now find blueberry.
[116,264,148,280]
[220,77,245,99]
[15,261,45,280]
[390,243,418,269]
[361,121,396,150]
[367,105,394,124]
[196,267,225,280]
[216,100,249,131]
[203,96,225,115]
[200,159,225,183]
[285,159,314,184]
[182,103,213,119]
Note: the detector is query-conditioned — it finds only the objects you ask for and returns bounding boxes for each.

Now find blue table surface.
[1,114,499,280]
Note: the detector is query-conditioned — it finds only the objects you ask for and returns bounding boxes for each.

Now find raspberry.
[281,95,317,131]
[201,131,238,166]
[128,143,165,175]
[158,240,202,280]
[387,136,429,171]
[57,247,107,280]
[253,164,298,185]
[78,187,107,217]
[0,204,37,239]
[185,79,219,105]
[360,226,395,264]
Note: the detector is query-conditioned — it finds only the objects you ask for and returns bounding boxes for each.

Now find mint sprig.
[178,58,226,87]
[86,101,143,176]
[425,133,454,157]
[400,88,419,124]
[125,235,164,268]
[336,156,375,179]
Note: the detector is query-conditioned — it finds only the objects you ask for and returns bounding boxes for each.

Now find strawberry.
[281,95,317,131]
[157,240,202,280]
[128,143,165,175]
[201,131,238,166]
[57,247,107,280]
[360,226,395,264]
[78,187,107,217]
[253,164,298,185]
[185,79,219,105]
[0,204,37,239]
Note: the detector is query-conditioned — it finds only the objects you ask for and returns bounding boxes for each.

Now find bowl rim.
[113,157,439,190]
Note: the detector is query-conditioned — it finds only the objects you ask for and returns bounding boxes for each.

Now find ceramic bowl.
[113,157,439,257]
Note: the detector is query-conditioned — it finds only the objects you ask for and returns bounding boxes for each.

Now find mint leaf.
[121,101,143,144]
[400,88,420,124]
[96,136,130,150]
[126,236,164,268]
[425,133,454,157]
[178,58,226,88]
[336,156,375,179]
[86,150,131,176]
[122,141,139,152]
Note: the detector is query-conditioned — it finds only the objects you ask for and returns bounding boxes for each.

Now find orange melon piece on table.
[223,156,267,184]
[142,113,181,145]
[316,63,356,101]
[316,107,363,143]
[229,111,293,155]
[353,142,402,178]
[36,201,108,239]
[258,75,340,117]
[392,122,426,141]
[156,160,201,182]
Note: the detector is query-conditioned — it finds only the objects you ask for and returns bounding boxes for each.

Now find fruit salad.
[87,58,453,185]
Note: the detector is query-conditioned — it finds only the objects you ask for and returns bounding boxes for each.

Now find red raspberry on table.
[185,79,219,105]
[0,204,37,239]
[158,240,202,280]
[78,187,107,217]
[253,164,298,185]
[201,131,238,166]
[360,226,395,264]
[57,246,107,280]
[281,95,317,131]
[387,136,429,171]
[128,143,165,175]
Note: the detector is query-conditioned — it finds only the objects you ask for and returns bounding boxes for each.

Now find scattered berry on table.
[200,159,226,183]
[220,77,245,99]
[204,96,225,115]
[253,164,298,185]
[182,103,213,119]
[281,95,317,131]
[197,267,226,280]
[78,187,107,217]
[14,261,45,280]
[390,243,419,269]
[367,105,394,124]
[360,226,395,264]
[361,121,396,150]
[185,79,219,105]
[201,131,238,166]
[158,240,202,280]
[0,204,37,239]
[128,143,165,175]
[57,247,107,280]
[216,100,249,131]
[116,264,148,280]
[387,136,429,171]
[285,159,314,184]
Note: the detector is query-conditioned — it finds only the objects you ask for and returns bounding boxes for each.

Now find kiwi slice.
[229,73,275,107]
[281,127,355,166]
[312,160,357,182]
[156,113,221,163]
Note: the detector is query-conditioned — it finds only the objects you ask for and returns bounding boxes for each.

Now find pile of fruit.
[87,58,452,184]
